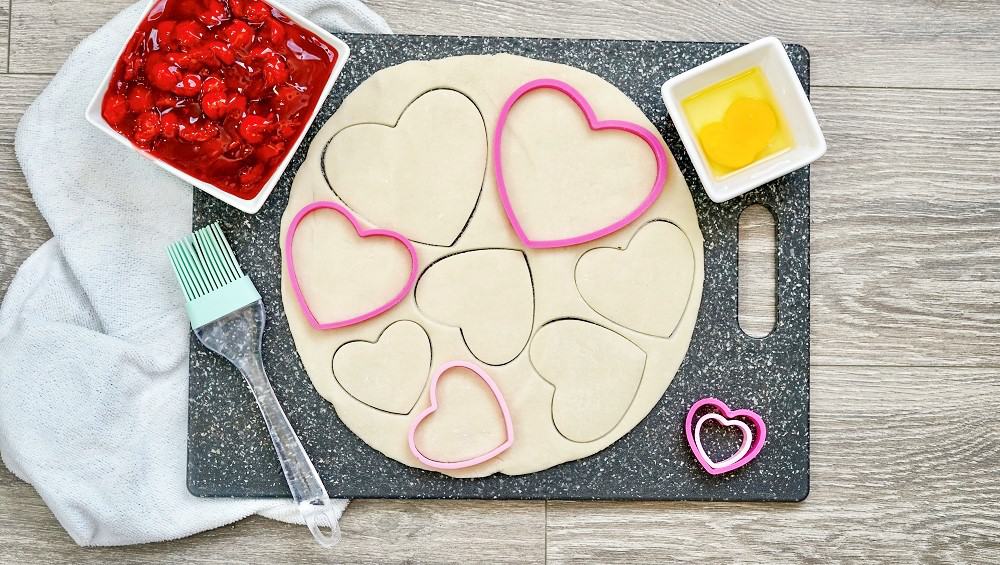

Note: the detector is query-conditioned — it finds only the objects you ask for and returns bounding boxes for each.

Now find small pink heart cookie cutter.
[284,201,419,330]
[685,397,767,476]
[493,77,669,249]
[408,360,514,470]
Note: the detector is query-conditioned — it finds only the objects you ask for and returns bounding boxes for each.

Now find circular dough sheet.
[280,54,704,477]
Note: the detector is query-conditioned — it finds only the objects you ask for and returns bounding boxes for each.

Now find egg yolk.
[698,98,778,170]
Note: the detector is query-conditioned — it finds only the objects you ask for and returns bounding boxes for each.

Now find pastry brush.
[167,222,340,548]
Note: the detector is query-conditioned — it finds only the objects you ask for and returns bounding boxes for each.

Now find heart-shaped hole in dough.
[332,321,431,415]
[323,89,487,247]
[415,249,534,366]
[575,220,695,337]
[530,319,646,443]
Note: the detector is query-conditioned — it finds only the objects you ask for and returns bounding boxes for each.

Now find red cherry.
[127,84,154,112]
[238,114,273,144]
[220,20,255,50]
[201,90,231,119]
[187,47,219,70]
[197,0,230,27]
[225,141,255,160]
[178,120,221,143]
[155,92,178,110]
[254,141,285,161]
[122,52,145,81]
[242,76,267,100]
[243,1,272,24]
[102,93,129,125]
[175,0,203,15]
[148,62,182,91]
[262,56,288,87]
[229,0,248,17]
[248,44,274,59]
[227,93,248,117]
[219,60,249,90]
[165,51,189,68]
[175,21,208,49]
[155,20,176,48]
[238,162,266,186]
[201,75,226,94]
[276,119,299,140]
[168,49,209,71]
[260,17,286,45]
[172,74,203,97]
[161,112,180,138]
[206,41,236,65]
[134,111,162,145]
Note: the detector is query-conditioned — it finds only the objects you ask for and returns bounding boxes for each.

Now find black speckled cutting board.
[189,34,810,501]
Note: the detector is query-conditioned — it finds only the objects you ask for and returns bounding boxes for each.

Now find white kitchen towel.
[0,0,390,547]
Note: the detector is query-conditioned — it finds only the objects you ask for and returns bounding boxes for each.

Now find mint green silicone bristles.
[167,223,261,329]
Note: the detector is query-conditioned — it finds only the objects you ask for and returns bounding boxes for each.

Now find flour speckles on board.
[189,35,811,501]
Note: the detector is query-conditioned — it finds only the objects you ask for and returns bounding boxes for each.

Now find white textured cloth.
[0,0,390,547]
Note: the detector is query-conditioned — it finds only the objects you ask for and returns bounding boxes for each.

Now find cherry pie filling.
[101,0,338,199]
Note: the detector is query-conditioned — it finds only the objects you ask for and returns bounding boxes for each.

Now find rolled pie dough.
[280,54,704,477]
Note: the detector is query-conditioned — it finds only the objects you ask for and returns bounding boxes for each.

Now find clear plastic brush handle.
[195,302,341,547]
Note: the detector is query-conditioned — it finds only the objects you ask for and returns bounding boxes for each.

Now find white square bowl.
[85,0,350,214]
[661,36,825,203]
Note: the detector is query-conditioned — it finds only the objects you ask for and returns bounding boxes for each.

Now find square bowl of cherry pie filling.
[86,0,350,213]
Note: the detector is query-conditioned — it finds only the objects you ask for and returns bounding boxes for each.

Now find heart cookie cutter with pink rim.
[408,360,514,470]
[284,201,419,330]
[493,77,669,249]
[685,397,766,475]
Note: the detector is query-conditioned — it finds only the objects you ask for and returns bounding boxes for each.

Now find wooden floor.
[1,0,999,562]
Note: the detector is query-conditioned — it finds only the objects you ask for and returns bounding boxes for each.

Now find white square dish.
[85,0,350,214]
[661,36,825,203]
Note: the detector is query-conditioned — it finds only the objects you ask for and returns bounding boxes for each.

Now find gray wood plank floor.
[0,1,8,72]
[1,1,998,562]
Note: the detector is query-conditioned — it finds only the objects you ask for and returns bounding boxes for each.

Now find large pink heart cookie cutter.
[685,397,767,476]
[493,78,669,249]
[408,360,514,470]
[284,201,419,330]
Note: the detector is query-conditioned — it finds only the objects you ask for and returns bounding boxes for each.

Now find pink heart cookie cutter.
[408,360,514,470]
[493,77,669,249]
[284,201,419,330]
[685,397,767,476]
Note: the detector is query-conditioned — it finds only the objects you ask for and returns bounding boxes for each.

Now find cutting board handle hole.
[738,204,776,338]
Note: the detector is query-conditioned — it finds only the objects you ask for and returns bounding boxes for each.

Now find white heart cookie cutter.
[694,413,753,470]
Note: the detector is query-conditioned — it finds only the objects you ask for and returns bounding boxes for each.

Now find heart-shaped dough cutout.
[415,249,533,366]
[575,220,695,337]
[324,89,487,246]
[332,321,431,415]
[494,79,668,248]
[530,319,646,443]
[285,201,418,330]
[408,361,514,469]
